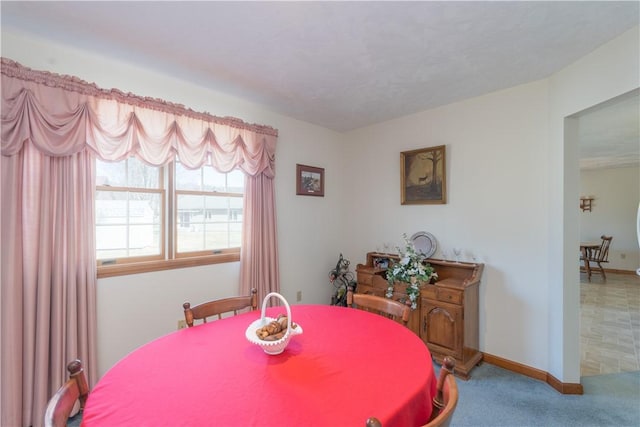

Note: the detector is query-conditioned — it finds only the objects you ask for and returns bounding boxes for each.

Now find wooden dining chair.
[183,288,258,327]
[581,235,613,281]
[366,357,458,427]
[346,286,410,326]
[44,359,90,427]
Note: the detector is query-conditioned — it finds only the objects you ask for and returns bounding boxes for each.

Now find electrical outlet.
[296,290,302,302]
[177,319,187,330]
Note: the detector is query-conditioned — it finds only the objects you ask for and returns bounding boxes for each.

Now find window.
[174,161,244,257]
[96,157,243,276]
[96,157,164,262]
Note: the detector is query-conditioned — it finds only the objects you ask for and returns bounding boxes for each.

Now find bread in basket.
[245,292,303,355]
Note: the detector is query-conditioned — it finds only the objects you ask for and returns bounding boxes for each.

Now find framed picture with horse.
[296,164,325,197]
[400,145,446,205]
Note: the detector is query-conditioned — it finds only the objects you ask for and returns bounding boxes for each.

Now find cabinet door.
[421,300,463,358]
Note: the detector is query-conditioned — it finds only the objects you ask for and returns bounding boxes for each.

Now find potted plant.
[386,234,438,309]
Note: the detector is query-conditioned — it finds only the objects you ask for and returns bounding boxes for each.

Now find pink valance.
[1,58,277,176]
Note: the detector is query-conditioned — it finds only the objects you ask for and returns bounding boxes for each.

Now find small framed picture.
[296,164,324,197]
[373,257,390,269]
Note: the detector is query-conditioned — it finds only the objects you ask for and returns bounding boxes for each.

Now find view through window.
[96,157,243,269]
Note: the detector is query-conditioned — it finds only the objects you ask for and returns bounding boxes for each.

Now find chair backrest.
[426,357,458,427]
[183,288,257,327]
[44,359,90,427]
[347,287,410,326]
[365,357,458,427]
[590,235,612,262]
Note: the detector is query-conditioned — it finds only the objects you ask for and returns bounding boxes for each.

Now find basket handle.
[260,292,292,334]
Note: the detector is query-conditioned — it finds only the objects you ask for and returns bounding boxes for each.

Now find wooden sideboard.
[356,252,484,379]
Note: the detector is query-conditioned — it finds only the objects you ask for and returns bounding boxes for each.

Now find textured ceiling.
[1,1,639,168]
[578,90,639,170]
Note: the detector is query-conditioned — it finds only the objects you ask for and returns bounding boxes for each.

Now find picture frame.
[400,145,446,205]
[372,257,390,269]
[296,164,325,197]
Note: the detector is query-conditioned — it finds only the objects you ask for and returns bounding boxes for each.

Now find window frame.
[96,160,242,278]
[95,185,166,266]
[173,188,243,259]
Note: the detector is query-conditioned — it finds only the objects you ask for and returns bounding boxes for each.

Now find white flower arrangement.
[386,234,438,309]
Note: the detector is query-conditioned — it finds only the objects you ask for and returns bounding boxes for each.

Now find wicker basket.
[245,292,303,355]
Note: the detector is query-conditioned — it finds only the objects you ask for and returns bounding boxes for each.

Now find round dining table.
[81,304,437,427]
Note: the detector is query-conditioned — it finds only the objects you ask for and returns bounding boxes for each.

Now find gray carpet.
[67,412,81,427]
[451,362,640,427]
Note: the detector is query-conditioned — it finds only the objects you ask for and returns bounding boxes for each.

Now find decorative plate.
[410,232,437,258]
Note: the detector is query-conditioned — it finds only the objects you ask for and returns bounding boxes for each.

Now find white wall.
[344,79,552,370]
[580,166,640,271]
[1,30,347,377]
[548,25,639,382]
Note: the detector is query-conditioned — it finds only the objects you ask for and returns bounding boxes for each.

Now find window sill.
[97,253,240,278]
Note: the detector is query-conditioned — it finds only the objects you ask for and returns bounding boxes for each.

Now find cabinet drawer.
[421,286,462,304]
[358,273,374,285]
[421,286,437,300]
[437,288,462,304]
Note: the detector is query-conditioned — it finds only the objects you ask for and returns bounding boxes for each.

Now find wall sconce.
[580,197,594,212]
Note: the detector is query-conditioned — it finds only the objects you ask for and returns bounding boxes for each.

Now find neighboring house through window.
[96,157,243,274]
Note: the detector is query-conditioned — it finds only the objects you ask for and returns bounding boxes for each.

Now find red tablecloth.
[82,305,436,427]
